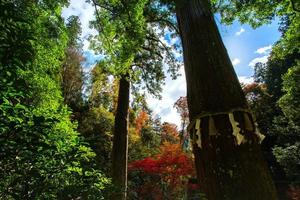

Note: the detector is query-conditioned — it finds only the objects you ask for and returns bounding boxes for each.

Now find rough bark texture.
[175,0,278,199]
[111,76,129,200]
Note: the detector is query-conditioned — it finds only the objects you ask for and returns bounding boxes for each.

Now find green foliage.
[252,49,300,131]
[215,0,292,28]
[88,63,115,110]
[279,62,300,123]
[272,62,300,182]
[0,1,109,198]
[248,20,300,182]
[90,0,181,98]
[273,13,300,58]
[66,15,83,48]
[79,106,114,173]
[128,109,161,162]
[77,64,115,173]
[273,143,300,181]
[90,0,149,74]
[0,100,110,199]
[128,126,161,162]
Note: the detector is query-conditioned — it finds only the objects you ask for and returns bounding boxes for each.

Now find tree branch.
[147,18,180,35]
[146,34,175,63]
[91,0,116,57]
[141,46,164,60]
[91,0,115,14]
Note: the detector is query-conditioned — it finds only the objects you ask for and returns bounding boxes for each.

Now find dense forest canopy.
[0,0,299,199]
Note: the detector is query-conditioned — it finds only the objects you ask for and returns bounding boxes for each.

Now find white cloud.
[235,28,245,36]
[231,58,241,66]
[248,55,269,67]
[147,65,186,126]
[238,76,254,84]
[255,45,272,54]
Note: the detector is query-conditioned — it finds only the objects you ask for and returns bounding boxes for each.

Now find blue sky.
[62,0,281,126]
[218,19,281,77]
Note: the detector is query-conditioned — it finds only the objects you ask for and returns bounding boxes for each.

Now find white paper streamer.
[187,109,265,147]
[195,119,202,148]
[228,113,244,145]
[254,123,265,143]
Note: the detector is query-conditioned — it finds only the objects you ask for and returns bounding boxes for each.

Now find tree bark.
[111,75,129,200]
[175,0,278,199]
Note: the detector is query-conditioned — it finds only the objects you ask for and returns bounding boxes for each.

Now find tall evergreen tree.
[174,1,277,198]
[61,16,85,116]
[155,0,299,198]
[90,0,180,198]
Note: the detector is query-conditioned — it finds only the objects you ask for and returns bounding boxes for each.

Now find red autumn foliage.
[129,142,195,187]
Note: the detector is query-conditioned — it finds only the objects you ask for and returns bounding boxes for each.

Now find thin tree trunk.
[175,0,278,199]
[111,75,129,200]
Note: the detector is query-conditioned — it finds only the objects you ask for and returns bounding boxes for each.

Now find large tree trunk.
[175,0,278,199]
[111,75,129,200]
